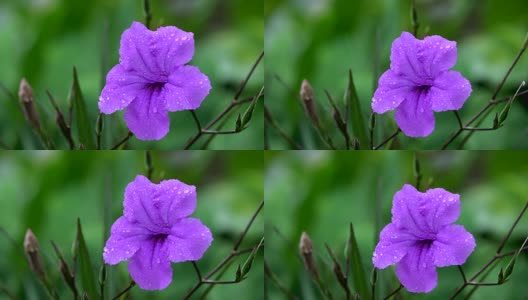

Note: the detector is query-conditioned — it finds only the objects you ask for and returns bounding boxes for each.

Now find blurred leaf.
[68,67,94,149]
[75,218,98,299]
[346,70,368,149]
[347,223,369,300]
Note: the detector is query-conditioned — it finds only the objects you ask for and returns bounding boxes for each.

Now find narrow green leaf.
[241,237,264,279]
[347,223,370,299]
[346,70,368,149]
[76,218,98,299]
[69,67,95,149]
[241,86,264,128]
[235,265,242,282]
[235,114,242,132]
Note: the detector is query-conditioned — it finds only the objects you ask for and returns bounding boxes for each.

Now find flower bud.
[24,229,45,280]
[299,232,320,279]
[18,78,41,130]
[300,80,320,126]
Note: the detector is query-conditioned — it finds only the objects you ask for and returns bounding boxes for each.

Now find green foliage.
[265,151,528,299]
[0,151,264,299]
[266,0,528,149]
[0,0,263,149]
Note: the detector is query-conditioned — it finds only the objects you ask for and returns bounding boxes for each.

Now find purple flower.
[372,32,472,137]
[103,175,213,290]
[99,22,211,140]
[373,184,475,293]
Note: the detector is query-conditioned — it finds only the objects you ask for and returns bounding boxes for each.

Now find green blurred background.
[0,151,263,299]
[265,0,528,149]
[265,151,528,299]
[0,0,263,149]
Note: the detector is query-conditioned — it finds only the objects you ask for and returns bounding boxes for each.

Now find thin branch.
[111,131,133,150]
[200,129,239,135]
[383,284,403,300]
[190,110,202,132]
[442,32,528,149]
[180,200,264,300]
[183,51,263,149]
[264,105,303,149]
[497,201,528,253]
[111,281,135,300]
[373,129,401,150]
[264,260,298,300]
[458,265,467,283]
[448,201,528,299]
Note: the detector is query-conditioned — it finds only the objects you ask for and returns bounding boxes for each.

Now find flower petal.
[99,65,147,114]
[373,223,415,269]
[128,237,173,290]
[119,22,163,81]
[124,86,170,140]
[103,217,149,264]
[157,179,197,223]
[433,224,476,267]
[422,188,461,230]
[395,242,438,293]
[390,32,427,80]
[421,35,457,76]
[123,175,164,228]
[394,88,435,137]
[391,184,433,235]
[430,71,472,112]
[167,218,213,263]
[372,70,414,114]
[151,26,195,73]
[392,185,461,234]
[165,66,211,111]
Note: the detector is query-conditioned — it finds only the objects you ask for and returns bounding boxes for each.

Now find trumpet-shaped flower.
[372,32,472,137]
[99,22,211,140]
[103,175,213,290]
[373,184,475,293]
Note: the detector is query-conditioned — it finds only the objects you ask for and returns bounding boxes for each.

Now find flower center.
[146,82,165,91]
[151,233,169,241]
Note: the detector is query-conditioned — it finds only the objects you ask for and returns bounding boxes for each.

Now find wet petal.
[390,32,427,79]
[396,242,438,293]
[391,184,434,235]
[119,22,166,80]
[430,71,472,112]
[422,188,461,231]
[421,35,457,76]
[433,224,476,267]
[124,86,170,140]
[151,26,194,73]
[167,218,213,263]
[103,217,149,264]
[123,175,164,228]
[98,65,147,114]
[165,66,211,111]
[373,223,415,269]
[128,237,172,290]
[372,70,414,114]
[157,179,197,223]
[394,88,435,137]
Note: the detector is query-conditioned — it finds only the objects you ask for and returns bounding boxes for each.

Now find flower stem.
[265,260,299,300]
[265,105,303,149]
[448,201,528,299]
[111,131,133,150]
[383,284,403,300]
[180,200,264,299]
[182,51,264,149]
[441,32,528,149]
[111,281,135,300]
[373,128,400,150]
